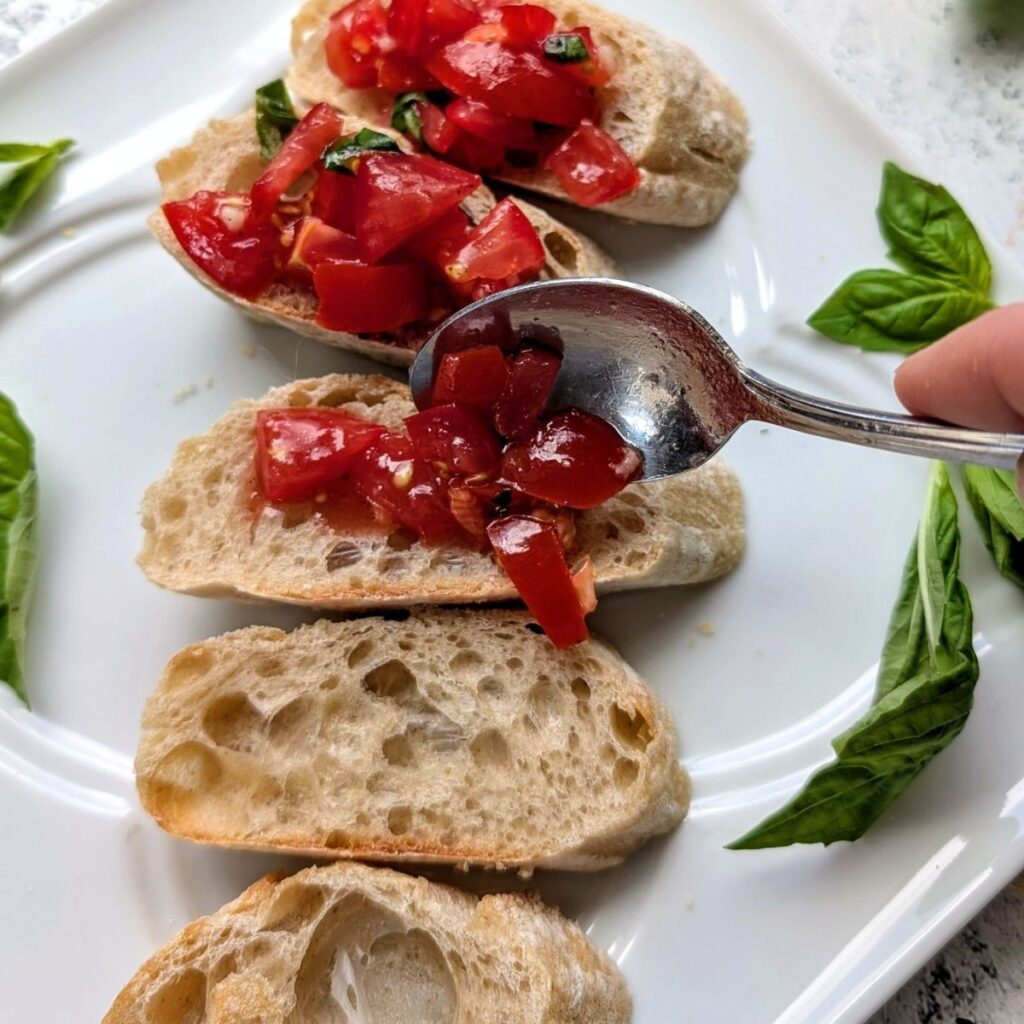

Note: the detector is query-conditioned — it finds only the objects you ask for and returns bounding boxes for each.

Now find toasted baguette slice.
[149,109,618,368]
[138,373,745,607]
[102,861,631,1024]
[288,0,749,227]
[136,611,688,871]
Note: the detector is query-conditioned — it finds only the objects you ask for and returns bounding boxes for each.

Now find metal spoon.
[410,278,1024,480]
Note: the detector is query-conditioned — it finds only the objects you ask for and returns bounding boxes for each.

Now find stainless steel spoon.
[410,277,1024,481]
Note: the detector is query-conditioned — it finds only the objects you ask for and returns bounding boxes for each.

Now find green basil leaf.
[877,162,992,294]
[323,128,400,174]
[543,33,590,62]
[729,463,978,848]
[391,92,428,142]
[0,138,73,232]
[0,393,38,706]
[806,268,993,354]
[255,79,300,160]
[962,465,1024,589]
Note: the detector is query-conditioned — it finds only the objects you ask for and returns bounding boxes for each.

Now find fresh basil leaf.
[392,92,428,141]
[255,79,299,160]
[323,128,400,173]
[0,393,38,706]
[543,33,590,62]
[807,268,993,354]
[962,466,1024,589]
[877,162,992,294]
[0,138,73,232]
[729,463,978,848]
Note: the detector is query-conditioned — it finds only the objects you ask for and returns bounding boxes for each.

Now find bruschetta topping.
[252,337,643,644]
[162,100,549,332]
[323,0,640,205]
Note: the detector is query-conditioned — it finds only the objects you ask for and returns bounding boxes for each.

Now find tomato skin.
[287,217,361,274]
[501,408,643,508]
[444,128,505,172]
[255,409,386,503]
[543,120,640,206]
[352,433,460,539]
[446,197,545,283]
[250,103,343,219]
[377,52,439,92]
[312,169,357,233]
[405,404,501,476]
[446,98,539,150]
[423,0,481,49]
[397,204,471,271]
[388,0,426,54]
[492,343,562,438]
[487,515,589,648]
[163,191,278,299]
[426,40,594,127]
[353,152,481,262]
[418,101,461,154]
[325,0,389,87]
[313,261,430,333]
[433,345,510,408]
[498,3,556,47]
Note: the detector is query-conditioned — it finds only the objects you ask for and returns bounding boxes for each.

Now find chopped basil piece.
[255,79,299,159]
[392,92,429,142]
[0,138,74,232]
[323,128,401,173]
[543,33,591,63]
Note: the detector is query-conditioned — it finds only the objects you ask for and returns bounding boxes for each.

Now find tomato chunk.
[405,404,501,476]
[501,408,643,508]
[377,52,438,92]
[388,0,426,55]
[250,103,343,219]
[423,0,481,50]
[446,198,545,283]
[162,191,278,299]
[418,100,461,154]
[255,409,386,503]
[398,205,471,271]
[353,152,480,262]
[314,261,430,333]
[543,120,640,206]
[432,346,509,408]
[312,169,357,232]
[426,40,593,127]
[445,98,539,150]
[352,433,459,539]
[487,515,589,648]
[325,0,389,87]
[498,3,556,47]
[444,128,505,172]
[492,343,562,438]
[287,217,360,274]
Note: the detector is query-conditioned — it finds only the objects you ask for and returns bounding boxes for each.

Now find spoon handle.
[741,369,1024,471]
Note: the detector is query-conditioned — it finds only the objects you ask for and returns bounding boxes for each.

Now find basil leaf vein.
[255,79,300,159]
[0,138,74,232]
[729,463,978,848]
[0,393,38,706]
[962,466,1024,589]
[807,268,993,354]
[323,128,400,174]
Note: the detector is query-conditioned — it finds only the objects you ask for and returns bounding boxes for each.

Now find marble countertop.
[3,0,1022,1020]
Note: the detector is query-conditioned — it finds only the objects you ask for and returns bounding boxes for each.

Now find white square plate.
[1,0,1023,1021]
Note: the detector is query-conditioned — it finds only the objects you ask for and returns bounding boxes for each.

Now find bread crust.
[151,110,619,367]
[288,0,750,226]
[137,373,745,607]
[102,861,632,1023]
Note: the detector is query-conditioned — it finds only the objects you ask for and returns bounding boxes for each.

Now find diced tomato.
[446,197,545,283]
[542,28,611,86]
[376,52,438,92]
[499,3,556,47]
[405,404,501,476]
[353,152,480,262]
[398,205,471,270]
[314,261,430,332]
[325,0,389,88]
[423,0,481,50]
[426,40,594,127]
[444,128,505,172]
[162,191,278,299]
[255,409,386,503]
[446,98,539,150]
[352,432,459,539]
[543,120,640,206]
[492,343,562,438]
[388,0,426,54]
[287,217,360,274]
[312,169,357,233]
[501,408,643,508]
[418,100,461,154]
[487,515,589,648]
[250,104,343,219]
[433,345,509,408]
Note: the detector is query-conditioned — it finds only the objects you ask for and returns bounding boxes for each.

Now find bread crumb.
[696,621,715,637]
[61,227,78,239]
[241,343,256,358]
[173,384,198,404]
[686,896,695,910]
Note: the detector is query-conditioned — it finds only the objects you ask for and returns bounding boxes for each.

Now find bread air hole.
[387,806,413,835]
[347,639,375,668]
[261,884,327,933]
[543,230,578,272]
[470,728,510,768]
[151,742,222,794]
[202,692,265,754]
[611,703,654,750]
[147,967,206,1024]
[614,757,639,788]
[362,660,416,702]
[159,494,188,523]
[268,697,317,746]
[382,732,416,767]
[570,676,591,700]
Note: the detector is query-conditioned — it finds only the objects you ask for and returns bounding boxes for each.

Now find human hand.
[894,303,1024,499]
